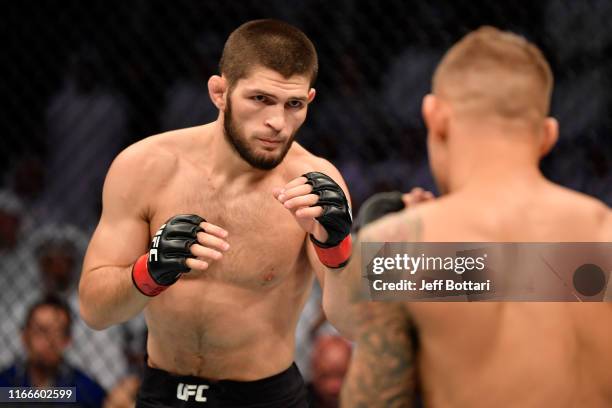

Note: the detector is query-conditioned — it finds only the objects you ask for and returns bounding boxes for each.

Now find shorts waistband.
[137,362,307,407]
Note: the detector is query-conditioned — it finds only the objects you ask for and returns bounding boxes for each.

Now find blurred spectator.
[103,374,141,408]
[0,191,34,370]
[0,295,106,408]
[43,47,127,229]
[0,4,609,406]
[0,223,145,391]
[7,155,45,204]
[0,190,25,254]
[39,239,78,296]
[0,157,46,237]
[307,335,352,408]
[7,155,47,231]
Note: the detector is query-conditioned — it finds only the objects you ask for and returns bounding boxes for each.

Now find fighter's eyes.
[251,95,303,109]
[286,100,304,109]
[252,95,268,103]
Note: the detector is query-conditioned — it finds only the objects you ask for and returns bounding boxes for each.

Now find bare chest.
[149,178,309,289]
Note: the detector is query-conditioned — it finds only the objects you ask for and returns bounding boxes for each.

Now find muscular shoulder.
[359,195,467,243]
[598,205,612,242]
[284,142,348,192]
[102,131,186,218]
[108,134,179,189]
[580,195,612,241]
[546,185,612,240]
[285,142,337,174]
[359,207,426,243]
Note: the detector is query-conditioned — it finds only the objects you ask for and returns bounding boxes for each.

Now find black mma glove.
[303,172,352,268]
[132,214,204,296]
[353,191,405,233]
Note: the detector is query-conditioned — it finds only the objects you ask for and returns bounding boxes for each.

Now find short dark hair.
[219,19,318,87]
[24,294,73,337]
[433,26,553,123]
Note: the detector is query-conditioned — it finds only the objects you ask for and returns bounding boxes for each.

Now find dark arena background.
[0,1,610,407]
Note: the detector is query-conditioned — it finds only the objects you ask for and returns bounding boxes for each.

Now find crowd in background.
[0,1,610,407]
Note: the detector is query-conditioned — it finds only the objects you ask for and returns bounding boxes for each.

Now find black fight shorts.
[135,363,308,408]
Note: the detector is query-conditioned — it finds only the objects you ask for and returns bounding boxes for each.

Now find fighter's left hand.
[273,172,352,247]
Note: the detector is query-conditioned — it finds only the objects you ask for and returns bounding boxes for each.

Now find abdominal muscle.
[144,272,311,381]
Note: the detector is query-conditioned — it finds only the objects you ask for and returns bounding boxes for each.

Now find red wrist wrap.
[131,254,168,297]
[314,235,352,268]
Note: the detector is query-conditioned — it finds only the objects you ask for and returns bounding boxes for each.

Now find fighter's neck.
[449,161,545,194]
[446,129,545,194]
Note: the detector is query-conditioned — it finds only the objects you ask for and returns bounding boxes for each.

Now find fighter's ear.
[208,75,228,111]
[539,117,559,158]
[422,94,448,142]
[307,88,316,104]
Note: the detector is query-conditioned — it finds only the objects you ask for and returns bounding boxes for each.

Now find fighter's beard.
[223,100,295,170]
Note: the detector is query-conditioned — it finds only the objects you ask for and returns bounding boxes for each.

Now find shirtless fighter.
[341,27,612,407]
[79,20,352,408]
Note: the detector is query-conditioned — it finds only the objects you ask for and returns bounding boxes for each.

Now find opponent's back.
[393,182,612,407]
[341,26,611,408]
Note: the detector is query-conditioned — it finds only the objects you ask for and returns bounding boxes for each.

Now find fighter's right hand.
[132,214,229,297]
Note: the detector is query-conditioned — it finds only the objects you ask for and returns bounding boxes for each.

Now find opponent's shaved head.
[433,26,553,124]
[220,19,318,87]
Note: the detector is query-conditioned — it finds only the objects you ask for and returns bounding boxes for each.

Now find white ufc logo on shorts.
[177,382,209,402]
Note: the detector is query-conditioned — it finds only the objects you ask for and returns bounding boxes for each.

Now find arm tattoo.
[340,211,422,406]
[341,302,416,408]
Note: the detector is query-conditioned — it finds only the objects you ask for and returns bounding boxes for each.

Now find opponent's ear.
[539,117,559,158]
[208,75,228,111]
[307,88,316,104]
[422,94,448,142]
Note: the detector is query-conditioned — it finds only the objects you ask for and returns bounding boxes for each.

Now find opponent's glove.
[303,172,352,268]
[132,214,204,296]
[353,191,405,233]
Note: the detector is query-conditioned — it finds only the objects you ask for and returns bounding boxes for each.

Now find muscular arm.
[304,160,358,339]
[340,209,424,407]
[341,301,416,408]
[309,239,359,339]
[318,188,426,339]
[79,145,159,330]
